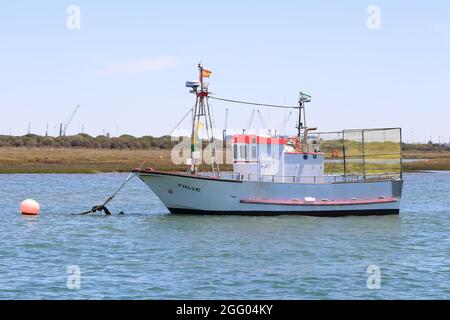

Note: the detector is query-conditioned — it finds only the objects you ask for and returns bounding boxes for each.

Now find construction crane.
[60,105,80,136]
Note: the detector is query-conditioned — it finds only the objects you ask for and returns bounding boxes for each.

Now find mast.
[187,63,220,175]
[295,92,312,152]
[297,94,302,138]
[296,92,311,137]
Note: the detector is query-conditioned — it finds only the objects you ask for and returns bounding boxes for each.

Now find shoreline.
[1,147,449,174]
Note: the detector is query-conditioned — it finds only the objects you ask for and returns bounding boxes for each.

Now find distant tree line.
[402,142,450,152]
[0,134,180,150]
[0,134,449,152]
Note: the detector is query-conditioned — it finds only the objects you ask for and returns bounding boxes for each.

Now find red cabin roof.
[231,135,287,145]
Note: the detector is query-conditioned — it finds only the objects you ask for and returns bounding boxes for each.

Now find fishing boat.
[132,64,403,216]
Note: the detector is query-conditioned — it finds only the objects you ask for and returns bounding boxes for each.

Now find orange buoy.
[20,199,40,216]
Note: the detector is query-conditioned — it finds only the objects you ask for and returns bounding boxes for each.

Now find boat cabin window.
[233,141,257,161]
[239,145,247,160]
[251,145,257,160]
[233,144,249,160]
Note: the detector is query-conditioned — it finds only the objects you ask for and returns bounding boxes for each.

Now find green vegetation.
[0,134,449,173]
[0,147,232,174]
[403,159,450,172]
[402,143,450,159]
[0,148,180,174]
[403,142,450,153]
[0,133,179,150]
[321,137,450,173]
[320,138,402,175]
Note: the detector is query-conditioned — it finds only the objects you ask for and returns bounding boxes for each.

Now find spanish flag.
[202,69,212,78]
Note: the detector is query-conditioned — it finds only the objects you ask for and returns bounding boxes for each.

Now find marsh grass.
[0,147,234,174]
[0,148,181,173]
[403,158,450,171]
[0,147,448,174]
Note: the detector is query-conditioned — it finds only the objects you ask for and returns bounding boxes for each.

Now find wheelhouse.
[231,134,325,182]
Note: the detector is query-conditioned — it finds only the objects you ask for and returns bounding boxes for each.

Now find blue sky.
[0,1,449,143]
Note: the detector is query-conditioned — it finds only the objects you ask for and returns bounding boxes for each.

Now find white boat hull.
[134,170,402,216]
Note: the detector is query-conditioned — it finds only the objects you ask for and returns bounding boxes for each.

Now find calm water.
[0,172,449,299]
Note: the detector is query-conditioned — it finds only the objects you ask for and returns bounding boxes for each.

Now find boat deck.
[133,168,401,184]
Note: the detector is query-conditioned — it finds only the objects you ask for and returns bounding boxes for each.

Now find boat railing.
[239,173,401,184]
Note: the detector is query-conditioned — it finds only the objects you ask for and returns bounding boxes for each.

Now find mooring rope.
[75,172,136,215]
[209,96,297,109]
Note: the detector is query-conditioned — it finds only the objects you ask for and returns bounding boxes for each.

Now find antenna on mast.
[296,92,311,138]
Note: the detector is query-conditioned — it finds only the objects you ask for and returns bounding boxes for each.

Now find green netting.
[315,128,402,176]
[359,128,402,175]
[314,132,346,174]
